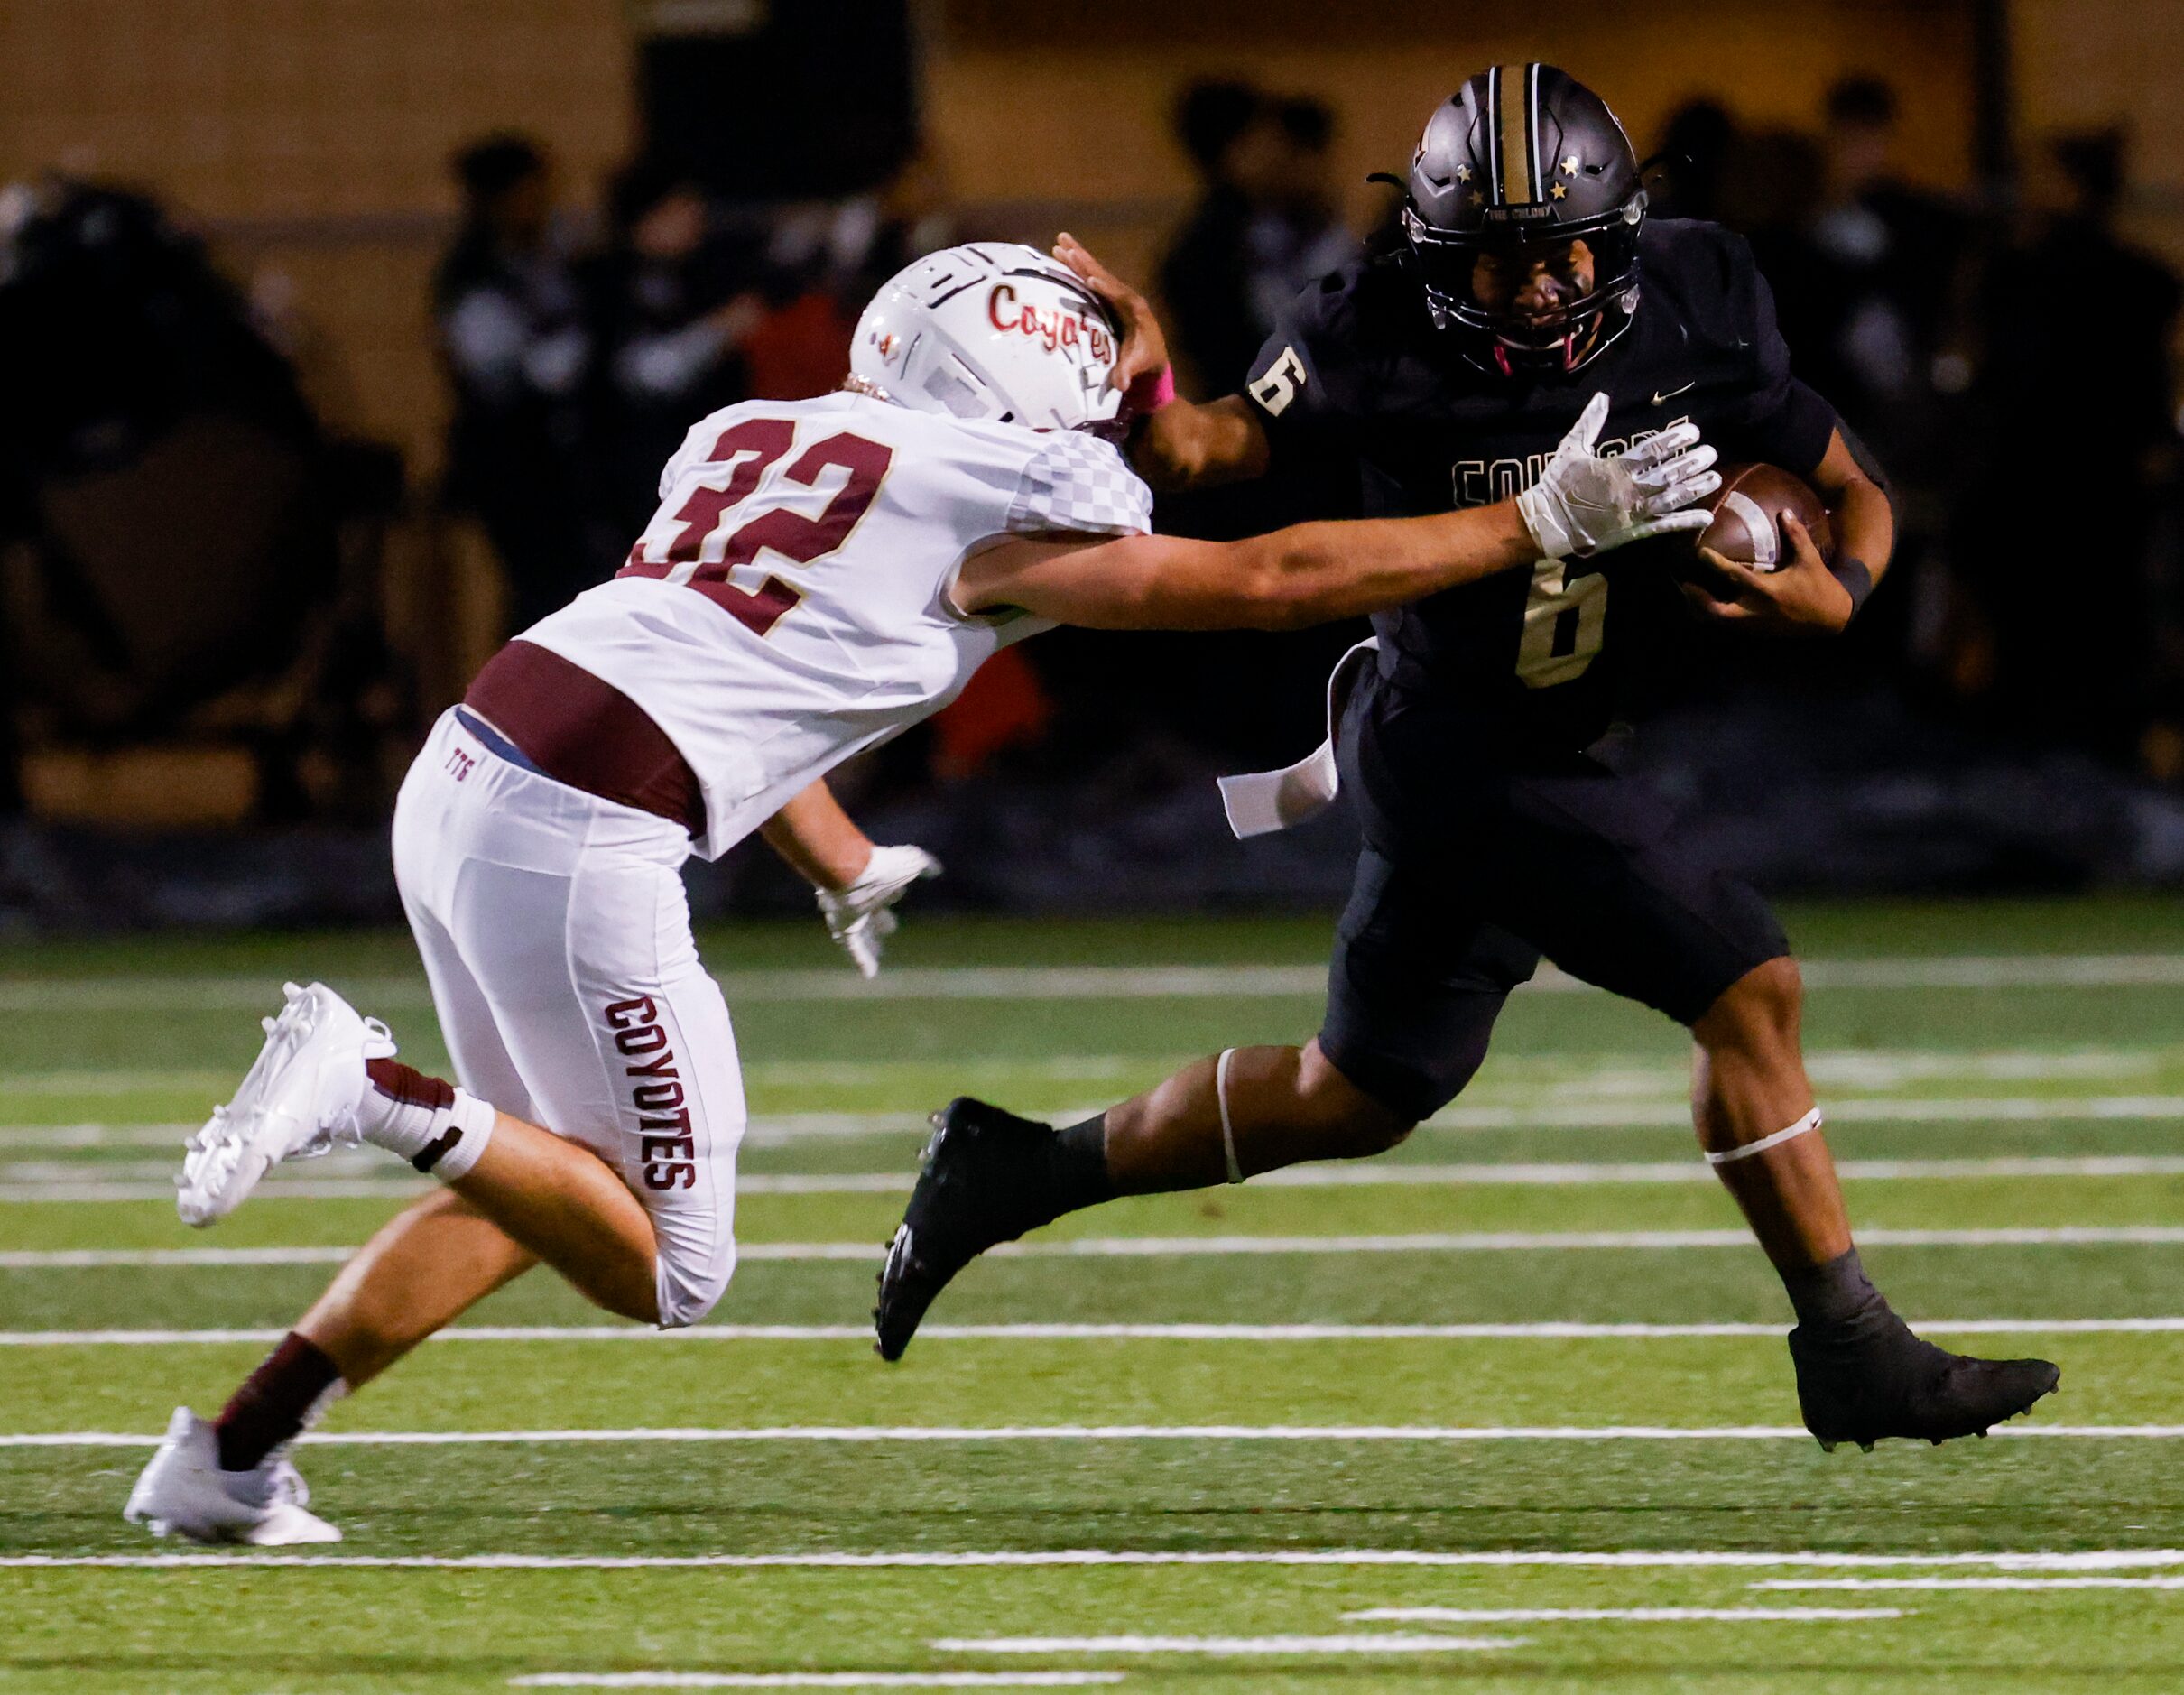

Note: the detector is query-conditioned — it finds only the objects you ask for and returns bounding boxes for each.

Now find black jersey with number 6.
[1241,218,1839,755]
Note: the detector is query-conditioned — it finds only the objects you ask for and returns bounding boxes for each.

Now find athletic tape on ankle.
[1215,1048,1245,1185]
[1705,1107,1823,1166]
[420,1091,496,1181]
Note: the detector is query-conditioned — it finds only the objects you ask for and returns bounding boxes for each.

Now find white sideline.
[0,1423,2161,1449]
[10,952,2184,1012]
[7,1549,2182,1571]
[931,1635,1516,1655]
[17,1152,2184,1202]
[514,1678,1124,1690]
[1347,1607,1902,1622]
[0,1315,2177,1345]
[14,1222,2184,1271]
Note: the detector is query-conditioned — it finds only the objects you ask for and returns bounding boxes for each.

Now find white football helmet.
[849,242,1124,434]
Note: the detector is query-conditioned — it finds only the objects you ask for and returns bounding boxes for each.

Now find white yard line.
[1433,1096,2184,1129]
[514,1678,1124,1690]
[4,1314,2179,1346]
[3,1423,2171,1449]
[5,1549,2182,1571]
[12,1223,2184,1272]
[15,1153,2184,1203]
[0,1246,358,1268]
[0,1319,2166,1345]
[0,1318,2146,1345]
[16,1095,2184,1153]
[1755,1578,2184,1591]
[1249,1155,2184,1186]
[931,1635,1516,1655]
[0,1180,431,1202]
[1346,1607,1901,1623]
[6,953,2184,1014]
[0,1114,953,1152]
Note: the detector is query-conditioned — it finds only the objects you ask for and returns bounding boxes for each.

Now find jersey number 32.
[620,419,894,637]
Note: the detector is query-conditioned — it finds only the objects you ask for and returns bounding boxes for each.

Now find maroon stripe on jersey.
[365,1057,455,1111]
[464,641,707,838]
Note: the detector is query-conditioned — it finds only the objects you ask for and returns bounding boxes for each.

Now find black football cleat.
[874,1097,1060,1362]
[1791,1311,2059,1451]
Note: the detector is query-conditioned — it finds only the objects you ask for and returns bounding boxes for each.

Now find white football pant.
[392,709,742,1327]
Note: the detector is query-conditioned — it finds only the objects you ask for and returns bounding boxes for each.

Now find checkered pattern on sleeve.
[1004,431,1153,537]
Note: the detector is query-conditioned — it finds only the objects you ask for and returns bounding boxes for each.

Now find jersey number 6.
[1514,556,1608,688]
[621,418,895,638]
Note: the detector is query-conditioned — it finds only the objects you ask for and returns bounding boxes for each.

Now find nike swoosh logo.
[1652,382,1696,405]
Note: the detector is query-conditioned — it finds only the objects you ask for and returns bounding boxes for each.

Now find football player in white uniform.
[125,243,1718,1544]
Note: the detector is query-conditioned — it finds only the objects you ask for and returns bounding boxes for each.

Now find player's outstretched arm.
[961,508,1530,632]
[760,781,939,977]
[1053,233,1271,492]
[960,402,1718,633]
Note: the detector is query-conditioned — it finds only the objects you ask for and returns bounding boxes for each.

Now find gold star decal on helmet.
[1454,162,1473,182]
[1550,181,1568,199]
[1561,154,1580,176]
[1467,189,1485,208]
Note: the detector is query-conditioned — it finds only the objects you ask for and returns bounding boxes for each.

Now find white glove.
[818,845,941,978]
[1516,391,1722,559]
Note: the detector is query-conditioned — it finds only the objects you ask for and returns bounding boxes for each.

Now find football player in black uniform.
[875,65,2059,1449]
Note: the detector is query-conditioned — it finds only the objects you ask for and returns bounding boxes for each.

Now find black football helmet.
[1395,64,1646,375]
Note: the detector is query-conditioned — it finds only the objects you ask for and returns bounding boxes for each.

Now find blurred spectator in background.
[740,148,958,403]
[583,155,763,552]
[1791,76,1967,476]
[0,175,397,817]
[1158,79,1268,395]
[434,134,595,635]
[1033,81,1365,773]
[1158,82,1355,396]
[1954,126,2180,766]
[1651,97,1738,223]
[1248,97,1356,332]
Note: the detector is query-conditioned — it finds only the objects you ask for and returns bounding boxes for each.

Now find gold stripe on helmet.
[1497,61,1536,205]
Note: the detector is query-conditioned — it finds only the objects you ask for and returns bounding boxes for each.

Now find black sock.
[1043,1115,1117,1217]
[1780,1247,1893,1336]
[214,1332,343,1471]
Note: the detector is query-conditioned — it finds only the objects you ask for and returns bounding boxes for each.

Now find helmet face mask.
[850,242,1126,434]
[1402,199,1644,370]
[1397,64,1646,375]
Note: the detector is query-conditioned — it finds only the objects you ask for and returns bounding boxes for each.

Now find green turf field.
[5,896,2184,1690]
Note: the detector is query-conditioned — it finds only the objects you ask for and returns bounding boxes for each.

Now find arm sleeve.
[1005,431,1155,537]
[1720,240,1839,477]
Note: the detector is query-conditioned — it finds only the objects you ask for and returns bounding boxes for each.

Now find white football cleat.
[124,1407,341,1546]
[177,981,394,1227]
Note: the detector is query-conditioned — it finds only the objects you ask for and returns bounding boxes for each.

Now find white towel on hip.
[1216,637,1380,839]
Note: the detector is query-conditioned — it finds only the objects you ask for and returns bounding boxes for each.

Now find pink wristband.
[1124,365,1175,416]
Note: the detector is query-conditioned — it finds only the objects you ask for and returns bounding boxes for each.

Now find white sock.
[354,1059,496,1181]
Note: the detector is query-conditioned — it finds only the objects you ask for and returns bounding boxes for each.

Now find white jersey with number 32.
[519,390,1152,858]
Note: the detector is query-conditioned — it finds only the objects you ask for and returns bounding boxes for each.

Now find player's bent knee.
[1298,1044,1418,1156]
[1696,956,1802,1053]
[652,1243,736,1329]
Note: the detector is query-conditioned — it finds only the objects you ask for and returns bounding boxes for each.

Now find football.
[1689,461,1835,574]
